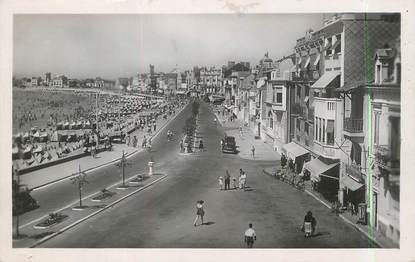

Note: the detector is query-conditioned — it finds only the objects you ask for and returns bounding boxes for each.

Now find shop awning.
[311,70,340,89]
[282,142,309,160]
[342,175,364,191]
[304,158,339,181]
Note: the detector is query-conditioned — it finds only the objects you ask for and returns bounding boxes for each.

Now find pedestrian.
[180,139,184,152]
[244,223,257,248]
[251,145,255,158]
[153,122,157,132]
[225,170,231,190]
[239,169,247,190]
[218,176,224,190]
[199,139,204,151]
[142,135,147,148]
[126,134,131,146]
[193,200,205,226]
[239,126,243,138]
[232,176,237,189]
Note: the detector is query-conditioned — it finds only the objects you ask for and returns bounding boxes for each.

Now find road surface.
[38,101,374,248]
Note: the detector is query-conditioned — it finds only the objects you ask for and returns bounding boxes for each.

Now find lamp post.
[116,150,131,189]
[71,165,88,210]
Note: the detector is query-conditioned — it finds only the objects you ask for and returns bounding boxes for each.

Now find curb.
[30,174,168,248]
[304,189,383,247]
[30,103,189,191]
[263,167,384,247]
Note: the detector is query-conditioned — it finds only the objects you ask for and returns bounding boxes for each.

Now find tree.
[12,168,38,238]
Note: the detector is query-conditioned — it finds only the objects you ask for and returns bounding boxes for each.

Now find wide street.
[36,101,374,248]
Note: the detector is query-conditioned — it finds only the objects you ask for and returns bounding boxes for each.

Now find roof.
[374,48,394,60]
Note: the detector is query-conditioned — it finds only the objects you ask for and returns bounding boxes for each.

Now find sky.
[13,14,324,79]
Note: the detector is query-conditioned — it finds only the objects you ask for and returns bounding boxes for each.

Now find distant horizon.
[13,14,325,79]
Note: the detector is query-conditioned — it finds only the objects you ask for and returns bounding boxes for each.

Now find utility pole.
[70,165,88,209]
[116,150,131,189]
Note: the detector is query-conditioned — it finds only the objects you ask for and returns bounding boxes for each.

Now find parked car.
[222,136,237,154]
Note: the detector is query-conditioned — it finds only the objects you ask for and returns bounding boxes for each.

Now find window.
[297,86,301,97]
[276,93,283,104]
[315,117,318,140]
[390,116,400,160]
[327,120,334,145]
[305,122,309,135]
[305,86,309,97]
[334,34,341,54]
[322,119,326,143]
[376,64,381,84]
[317,118,321,141]
[396,63,401,83]
[374,112,380,145]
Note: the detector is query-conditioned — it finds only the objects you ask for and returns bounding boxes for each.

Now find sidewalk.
[13,173,167,248]
[263,166,398,248]
[20,103,187,190]
[214,111,280,161]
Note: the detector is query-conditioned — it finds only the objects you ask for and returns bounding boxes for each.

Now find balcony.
[374,145,400,173]
[343,118,364,137]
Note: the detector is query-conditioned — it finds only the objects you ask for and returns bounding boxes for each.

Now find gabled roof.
[374,48,393,60]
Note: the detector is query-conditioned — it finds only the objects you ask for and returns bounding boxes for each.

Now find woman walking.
[193,200,205,226]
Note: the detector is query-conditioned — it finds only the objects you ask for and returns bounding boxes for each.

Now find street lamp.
[116,150,131,189]
[71,165,89,210]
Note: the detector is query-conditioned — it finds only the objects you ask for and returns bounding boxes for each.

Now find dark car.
[222,136,237,154]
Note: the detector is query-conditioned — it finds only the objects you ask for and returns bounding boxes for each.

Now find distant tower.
[45,72,51,85]
[150,64,155,76]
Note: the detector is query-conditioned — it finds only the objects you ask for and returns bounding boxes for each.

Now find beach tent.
[39,132,49,142]
[22,145,32,160]
[56,122,63,130]
[12,146,20,160]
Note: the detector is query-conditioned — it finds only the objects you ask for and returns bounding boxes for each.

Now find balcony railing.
[344,118,363,133]
[374,145,400,170]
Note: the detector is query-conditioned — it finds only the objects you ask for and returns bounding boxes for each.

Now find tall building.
[338,35,400,245]
[279,14,401,208]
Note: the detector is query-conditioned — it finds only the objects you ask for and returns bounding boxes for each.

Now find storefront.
[304,157,340,202]
[282,142,310,174]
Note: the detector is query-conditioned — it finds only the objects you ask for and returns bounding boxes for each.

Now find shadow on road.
[311,231,331,238]
[203,221,215,226]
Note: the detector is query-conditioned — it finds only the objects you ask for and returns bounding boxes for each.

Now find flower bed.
[91,189,117,202]
[33,213,68,229]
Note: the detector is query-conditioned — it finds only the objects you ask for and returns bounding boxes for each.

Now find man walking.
[244,223,257,248]
[251,145,255,158]
[225,170,231,190]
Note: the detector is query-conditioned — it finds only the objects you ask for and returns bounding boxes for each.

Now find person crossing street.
[244,223,257,248]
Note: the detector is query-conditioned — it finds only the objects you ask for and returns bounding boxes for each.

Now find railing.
[344,118,363,133]
[374,145,400,170]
